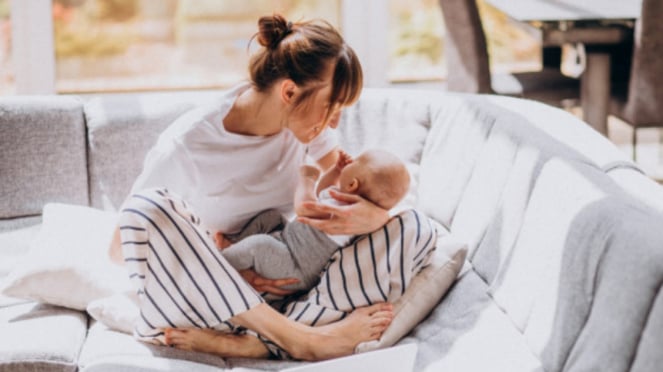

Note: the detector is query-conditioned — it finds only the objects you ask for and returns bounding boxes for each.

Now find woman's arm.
[297,189,390,235]
[297,148,389,235]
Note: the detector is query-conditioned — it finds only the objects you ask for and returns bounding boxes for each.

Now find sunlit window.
[388,0,541,83]
[477,0,541,73]
[52,0,340,93]
[0,0,14,95]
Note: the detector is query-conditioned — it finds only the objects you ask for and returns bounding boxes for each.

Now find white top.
[131,82,338,234]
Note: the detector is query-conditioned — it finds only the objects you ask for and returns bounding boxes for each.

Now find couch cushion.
[84,91,224,211]
[78,321,229,371]
[0,96,88,230]
[399,269,543,372]
[606,166,663,213]
[0,302,87,372]
[417,93,663,372]
[0,223,40,308]
[337,88,434,209]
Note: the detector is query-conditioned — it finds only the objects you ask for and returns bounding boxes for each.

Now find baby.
[216,149,411,291]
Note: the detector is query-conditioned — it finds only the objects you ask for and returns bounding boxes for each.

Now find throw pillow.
[355,230,467,353]
[1,203,131,310]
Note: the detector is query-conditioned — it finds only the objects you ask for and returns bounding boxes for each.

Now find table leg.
[581,47,611,136]
[542,46,562,68]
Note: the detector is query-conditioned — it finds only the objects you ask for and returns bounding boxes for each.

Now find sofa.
[1,87,662,372]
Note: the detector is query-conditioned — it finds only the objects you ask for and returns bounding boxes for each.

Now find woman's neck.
[224,87,284,136]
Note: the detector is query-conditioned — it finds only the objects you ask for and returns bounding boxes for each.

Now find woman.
[108,14,393,360]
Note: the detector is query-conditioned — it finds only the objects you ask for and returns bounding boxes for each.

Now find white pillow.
[87,292,139,334]
[355,233,467,353]
[1,203,132,311]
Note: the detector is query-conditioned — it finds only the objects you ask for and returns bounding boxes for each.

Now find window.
[4,0,541,95]
[0,0,13,95]
[389,0,446,83]
[387,0,541,83]
[52,0,340,93]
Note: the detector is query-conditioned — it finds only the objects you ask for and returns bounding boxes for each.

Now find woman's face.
[286,72,343,144]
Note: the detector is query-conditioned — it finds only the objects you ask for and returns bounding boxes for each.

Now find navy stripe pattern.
[283,209,439,327]
[119,188,264,345]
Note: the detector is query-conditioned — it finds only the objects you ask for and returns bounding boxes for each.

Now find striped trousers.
[119,188,438,358]
[119,188,264,345]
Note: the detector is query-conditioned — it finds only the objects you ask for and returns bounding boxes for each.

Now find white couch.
[1,88,662,371]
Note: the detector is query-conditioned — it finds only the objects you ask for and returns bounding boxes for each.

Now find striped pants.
[119,188,264,345]
[119,188,438,359]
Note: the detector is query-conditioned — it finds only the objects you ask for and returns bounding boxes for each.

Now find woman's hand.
[296,189,390,235]
[239,269,299,296]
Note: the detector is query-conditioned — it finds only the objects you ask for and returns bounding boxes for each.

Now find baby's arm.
[294,165,323,217]
[315,150,352,196]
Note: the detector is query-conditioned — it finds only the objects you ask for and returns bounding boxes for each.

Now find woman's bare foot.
[164,328,269,358]
[290,302,394,361]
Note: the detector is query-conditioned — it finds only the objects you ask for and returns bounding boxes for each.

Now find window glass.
[389,0,446,83]
[388,0,541,83]
[53,0,340,93]
[0,0,13,95]
[478,0,541,73]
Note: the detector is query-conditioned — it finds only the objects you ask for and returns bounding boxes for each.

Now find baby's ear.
[347,178,360,193]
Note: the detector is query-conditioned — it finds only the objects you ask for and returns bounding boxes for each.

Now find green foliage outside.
[0,0,9,19]
[55,28,134,58]
[54,0,138,58]
[393,10,444,64]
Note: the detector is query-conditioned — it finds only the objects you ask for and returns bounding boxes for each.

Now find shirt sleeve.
[307,127,339,161]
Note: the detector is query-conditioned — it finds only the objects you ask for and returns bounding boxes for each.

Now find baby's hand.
[336,150,353,170]
[213,231,232,250]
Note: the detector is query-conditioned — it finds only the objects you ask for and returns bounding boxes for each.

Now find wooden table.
[485,0,641,135]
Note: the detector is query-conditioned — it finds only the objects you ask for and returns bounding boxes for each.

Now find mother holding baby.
[109,14,397,360]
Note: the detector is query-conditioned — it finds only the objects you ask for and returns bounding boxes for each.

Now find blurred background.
[0,0,658,180]
[0,0,541,94]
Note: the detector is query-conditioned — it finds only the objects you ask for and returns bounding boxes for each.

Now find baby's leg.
[222,235,306,291]
[165,328,269,358]
[231,209,287,242]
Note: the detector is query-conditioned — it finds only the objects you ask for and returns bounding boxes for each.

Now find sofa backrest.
[83,91,225,210]
[337,88,663,371]
[0,96,89,232]
[3,88,662,371]
[391,91,661,372]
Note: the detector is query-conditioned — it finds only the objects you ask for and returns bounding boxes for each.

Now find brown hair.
[249,14,363,121]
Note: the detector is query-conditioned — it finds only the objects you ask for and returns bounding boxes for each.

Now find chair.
[438,0,579,108]
[610,0,663,160]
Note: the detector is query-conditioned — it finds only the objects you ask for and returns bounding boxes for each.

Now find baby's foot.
[213,232,232,250]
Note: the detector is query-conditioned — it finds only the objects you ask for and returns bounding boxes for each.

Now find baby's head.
[338,149,410,210]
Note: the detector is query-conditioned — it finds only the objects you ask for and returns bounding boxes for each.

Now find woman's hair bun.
[257,14,294,49]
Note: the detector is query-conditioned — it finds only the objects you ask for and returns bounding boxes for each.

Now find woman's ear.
[280,79,297,105]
